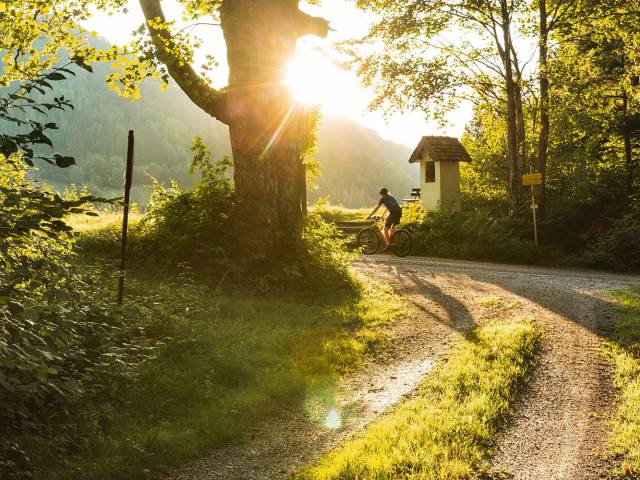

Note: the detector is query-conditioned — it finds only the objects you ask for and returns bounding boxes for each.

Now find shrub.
[0,158,158,479]
[581,200,640,272]
[135,137,234,264]
[79,140,358,298]
[403,203,561,265]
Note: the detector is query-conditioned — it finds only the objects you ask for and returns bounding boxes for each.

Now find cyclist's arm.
[368,201,382,219]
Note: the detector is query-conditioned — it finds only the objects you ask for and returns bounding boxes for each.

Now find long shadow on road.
[363,255,640,480]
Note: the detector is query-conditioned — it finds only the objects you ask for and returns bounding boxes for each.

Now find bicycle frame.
[370,216,397,237]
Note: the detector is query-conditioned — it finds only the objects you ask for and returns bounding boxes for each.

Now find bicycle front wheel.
[357,228,380,255]
[391,229,412,257]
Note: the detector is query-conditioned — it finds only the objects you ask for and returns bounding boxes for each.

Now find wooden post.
[117,130,135,305]
[531,185,539,246]
[300,159,307,217]
[529,166,539,246]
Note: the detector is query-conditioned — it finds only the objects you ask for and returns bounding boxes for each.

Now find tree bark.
[537,0,550,218]
[515,80,526,170]
[141,0,328,257]
[500,1,522,215]
[622,89,634,196]
[221,1,326,255]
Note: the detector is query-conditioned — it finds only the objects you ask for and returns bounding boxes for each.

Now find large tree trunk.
[141,0,328,258]
[500,1,522,215]
[537,0,550,218]
[221,0,318,256]
[515,81,526,171]
[622,89,635,197]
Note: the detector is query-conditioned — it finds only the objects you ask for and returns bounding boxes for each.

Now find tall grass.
[27,268,404,480]
[602,286,640,478]
[310,198,370,223]
[298,320,540,480]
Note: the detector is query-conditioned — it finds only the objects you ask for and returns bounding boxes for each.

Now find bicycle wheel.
[390,229,412,257]
[357,228,380,255]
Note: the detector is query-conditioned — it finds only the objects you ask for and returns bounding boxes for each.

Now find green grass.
[45,208,415,479]
[40,266,404,479]
[66,211,141,232]
[602,286,640,478]
[310,201,370,223]
[297,320,540,480]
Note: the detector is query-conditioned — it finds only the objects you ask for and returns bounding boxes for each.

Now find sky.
[84,0,473,148]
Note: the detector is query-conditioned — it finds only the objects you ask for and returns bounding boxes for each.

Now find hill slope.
[18,38,416,207]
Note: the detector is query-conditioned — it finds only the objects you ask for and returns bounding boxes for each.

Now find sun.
[285,44,348,109]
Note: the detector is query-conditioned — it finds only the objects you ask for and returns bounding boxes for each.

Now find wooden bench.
[403,187,421,205]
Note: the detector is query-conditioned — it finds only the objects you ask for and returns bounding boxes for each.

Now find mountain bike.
[357,216,413,257]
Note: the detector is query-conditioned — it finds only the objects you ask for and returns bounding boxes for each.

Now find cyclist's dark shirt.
[378,194,401,211]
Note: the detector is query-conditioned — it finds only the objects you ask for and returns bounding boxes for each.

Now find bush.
[79,141,358,298]
[0,159,158,479]
[134,137,234,264]
[581,200,640,272]
[403,203,561,265]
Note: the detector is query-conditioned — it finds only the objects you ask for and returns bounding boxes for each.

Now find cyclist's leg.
[382,212,396,246]
[383,228,390,245]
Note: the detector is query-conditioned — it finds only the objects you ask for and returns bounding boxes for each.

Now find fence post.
[117,130,135,305]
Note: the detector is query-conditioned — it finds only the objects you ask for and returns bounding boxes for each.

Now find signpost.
[522,169,542,246]
[117,130,135,305]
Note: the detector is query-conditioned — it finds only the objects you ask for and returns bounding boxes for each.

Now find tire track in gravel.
[160,256,640,480]
[361,256,640,480]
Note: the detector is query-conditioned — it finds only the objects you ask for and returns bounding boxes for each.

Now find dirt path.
[161,256,640,480]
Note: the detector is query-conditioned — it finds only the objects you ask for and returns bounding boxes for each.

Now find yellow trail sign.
[522,172,543,186]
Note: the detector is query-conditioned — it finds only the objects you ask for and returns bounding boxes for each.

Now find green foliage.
[581,200,640,272]
[403,203,560,265]
[0,160,157,479]
[0,0,158,102]
[16,267,400,480]
[602,286,640,478]
[298,320,540,480]
[135,137,234,264]
[349,0,523,125]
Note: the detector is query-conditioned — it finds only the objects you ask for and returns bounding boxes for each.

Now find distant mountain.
[312,115,417,207]
[14,37,417,207]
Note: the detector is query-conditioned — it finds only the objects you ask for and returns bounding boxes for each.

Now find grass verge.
[310,201,369,223]
[41,268,404,480]
[297,320,540,480]
[601,286,640,478]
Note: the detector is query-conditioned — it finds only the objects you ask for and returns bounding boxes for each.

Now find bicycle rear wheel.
[357,228,380,255]
[390,229,412,257]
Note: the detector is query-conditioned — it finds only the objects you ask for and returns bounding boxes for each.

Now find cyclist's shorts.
[386,208,402,228]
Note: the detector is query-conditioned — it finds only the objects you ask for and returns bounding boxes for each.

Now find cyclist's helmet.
[380,187,389,196]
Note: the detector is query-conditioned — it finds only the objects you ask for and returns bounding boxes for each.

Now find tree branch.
[139,0,230,125]
[294,10,331,39]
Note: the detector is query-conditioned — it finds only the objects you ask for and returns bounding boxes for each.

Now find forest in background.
[19,38,416,207]
[2,1,640,479]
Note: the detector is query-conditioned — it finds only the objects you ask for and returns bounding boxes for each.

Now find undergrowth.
[297,320,540,480]
[601,286,640,478]
[310,198,369,223]
[33,268,404,480]
[401,202,566,266]
[4,143,406,479]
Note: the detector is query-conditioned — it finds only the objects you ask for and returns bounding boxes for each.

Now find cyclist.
[367,187,403,250]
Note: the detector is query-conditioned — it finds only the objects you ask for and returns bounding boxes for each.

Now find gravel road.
[161,256,640,480]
